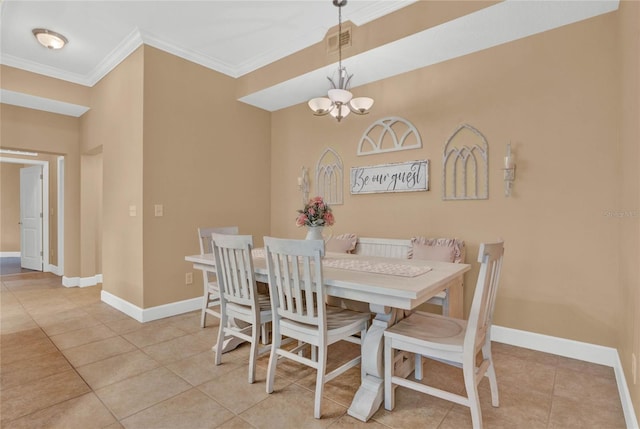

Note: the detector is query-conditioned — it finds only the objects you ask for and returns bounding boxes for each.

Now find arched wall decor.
[357,116,422,156]
[442,124,489,200]
[316,147,344,205]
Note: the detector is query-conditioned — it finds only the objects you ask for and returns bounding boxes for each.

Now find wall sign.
[350,160,429,195]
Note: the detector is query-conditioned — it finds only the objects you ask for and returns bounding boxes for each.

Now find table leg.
[348,304,401,422]
[447,277,464,319]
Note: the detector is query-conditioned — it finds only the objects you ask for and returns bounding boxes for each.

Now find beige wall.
[0,163,21,251]
[81,47,144,306]
[271,13,621,346]
[141,46,271,308]
[618,0,640,414]
[0,105,81,277]
[80,153,102,276]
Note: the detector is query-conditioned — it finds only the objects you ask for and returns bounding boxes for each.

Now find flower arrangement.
[296,196,335,227]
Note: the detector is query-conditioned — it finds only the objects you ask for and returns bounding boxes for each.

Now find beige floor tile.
[371,384,452,429]
[75,349,160,389]
[0,335,59,365]
[30,307,90,326]
[295,365,361,409]
[62,336,137,367]
[555,355,616,379]
[50,323,117,350]
[141,332,213,364]
[0,351,72,390]
[215,416,257,429]
[39,313,103,337]
[83,302,130,323]
[95,367,191,419]
[1,392,116,429]
[166,349,243,386]
[240,383,345,428]
[0,314,39,334]
[198,364,292,414]
[123,323,189,348]
[120,388,234,429]
[164,311,203,334]
[492,341,561,367]
[491,351,557,396]
[0,369,91,423]
[0,327,48,350]
[548,395,627,429]
[478,382,551,428]
[330,414,390,428]
[553,366,622,408]
[104,317,145,335]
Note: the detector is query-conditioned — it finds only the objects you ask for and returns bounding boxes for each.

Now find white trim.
[57,156,64,277]
[0,252,21,257]
[62,274,102,288]
[492,325,638,429]
[46,264,60,275]
[100,291,201,323]
[0,89,89,117]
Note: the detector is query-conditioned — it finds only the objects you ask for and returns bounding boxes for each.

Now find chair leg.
[384,337,395,410]
[463,363,483,429]
[201,292,209,328]
[414,354,423,380]
[248,320,259,384]
[266,329,281,394]
[214,311,226,366]
[314,345,327,419]
[442,292,450,317]
[482,342,499,407]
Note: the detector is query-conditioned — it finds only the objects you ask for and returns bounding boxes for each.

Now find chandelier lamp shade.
[32,28,68,49]
[308,0,374,122]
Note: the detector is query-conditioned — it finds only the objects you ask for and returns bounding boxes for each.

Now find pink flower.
[295,196,335,227]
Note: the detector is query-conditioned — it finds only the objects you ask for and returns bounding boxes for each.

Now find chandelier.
[308,0,374,122]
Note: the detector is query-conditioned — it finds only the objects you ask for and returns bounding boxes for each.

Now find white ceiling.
[0,0,620,115]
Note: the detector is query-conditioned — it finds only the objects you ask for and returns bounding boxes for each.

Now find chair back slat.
[264,237,325,327]
[464,241,504,354]
[198,226,239,254]
[211,233,256,308]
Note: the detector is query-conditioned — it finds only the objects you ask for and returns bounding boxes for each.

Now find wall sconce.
[297,166,310,204]
[503,143,516,197]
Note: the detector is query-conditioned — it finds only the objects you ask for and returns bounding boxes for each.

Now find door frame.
[1,157,53,273]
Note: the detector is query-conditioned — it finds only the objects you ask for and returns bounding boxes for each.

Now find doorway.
[0,156,62,275]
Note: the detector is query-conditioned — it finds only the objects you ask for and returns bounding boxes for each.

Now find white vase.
[305,226,324,240]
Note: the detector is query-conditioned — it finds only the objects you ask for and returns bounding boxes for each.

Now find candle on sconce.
[504,143,514,169]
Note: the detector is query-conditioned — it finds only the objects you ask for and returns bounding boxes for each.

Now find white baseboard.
[492,325,639,429]
[62,274,103,288]
[100,290,201,323]
[0,252,21,257]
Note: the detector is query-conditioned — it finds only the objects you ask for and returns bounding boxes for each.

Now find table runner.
[252,248,431,278]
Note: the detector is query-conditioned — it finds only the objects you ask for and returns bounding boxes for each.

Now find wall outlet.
[633,353,637,385]
[185,272,193,285]
[154,204,163,217]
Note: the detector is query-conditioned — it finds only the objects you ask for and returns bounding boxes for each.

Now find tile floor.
[0,271,627,428]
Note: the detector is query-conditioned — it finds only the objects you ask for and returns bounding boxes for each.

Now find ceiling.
[0,0,620,115]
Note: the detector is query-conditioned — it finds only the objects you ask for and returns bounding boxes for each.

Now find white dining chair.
[197,226,239,328]
[211,232,271,384]
[384,241,504,429]
[409,237,466,316]
[263,236,370,419]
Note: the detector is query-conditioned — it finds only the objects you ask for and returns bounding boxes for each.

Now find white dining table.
[185,250,470,422]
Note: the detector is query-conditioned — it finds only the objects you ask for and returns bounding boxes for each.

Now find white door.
[20,165,43,271]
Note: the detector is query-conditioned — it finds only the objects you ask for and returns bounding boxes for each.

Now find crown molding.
[85,28,144,87]
[0,54,93,86]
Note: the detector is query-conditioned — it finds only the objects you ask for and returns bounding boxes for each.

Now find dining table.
[185,249,470,422]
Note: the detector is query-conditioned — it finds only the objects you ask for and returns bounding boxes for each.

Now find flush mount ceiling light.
[32,28,68,50]
[308,0,374,122]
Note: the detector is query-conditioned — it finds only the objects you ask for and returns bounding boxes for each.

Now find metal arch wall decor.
[442,124,489,200]
[357,116,422,156]
[316,147,344,205]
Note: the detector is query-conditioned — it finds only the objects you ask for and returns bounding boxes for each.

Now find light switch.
[154,204,163,217]
[129,205,136,217]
